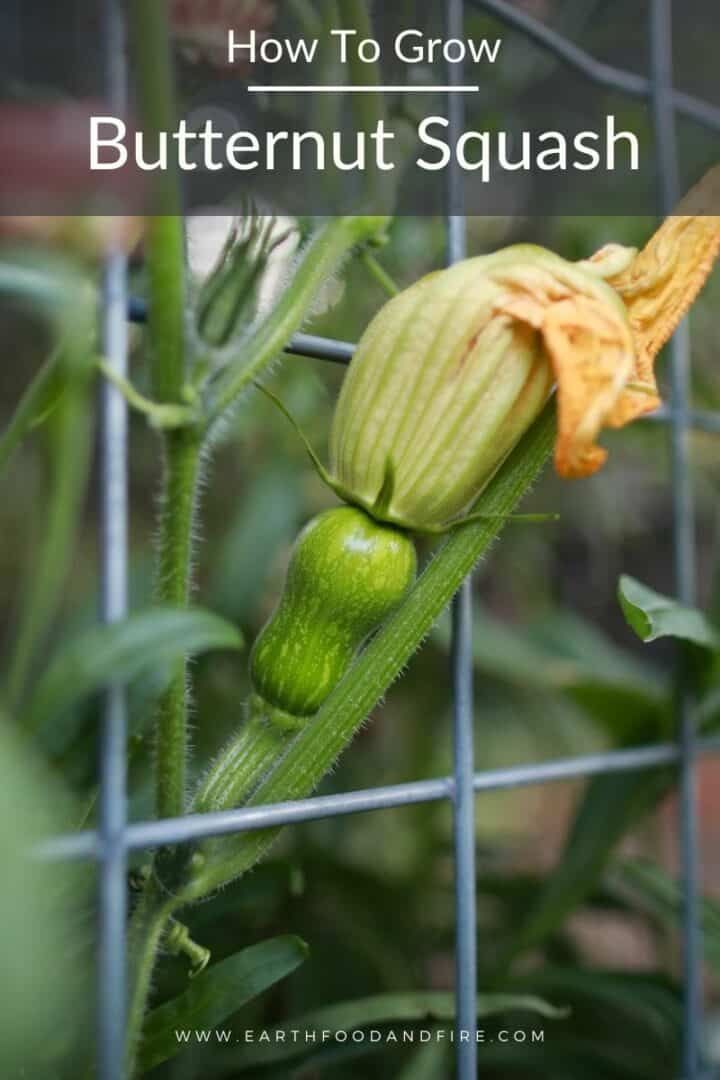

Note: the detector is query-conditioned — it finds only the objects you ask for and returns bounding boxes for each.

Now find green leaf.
[396,1042,449,1080]
[6,376,94,709]
[138,936,309,1073]
[0,258,97,464]
[24,607,243,735]
[0,352,67,472]
[509,967,682,1075]
[619,575,720,650]
[607,857,720,976]
[515,968,680,1037]
[434,606,661,698]
[433,607,667,744]
[0,722,93,1072]
[230,992,567,1069]
[495,642,720,974]
[496,766,673,969]
[0,255,90,322]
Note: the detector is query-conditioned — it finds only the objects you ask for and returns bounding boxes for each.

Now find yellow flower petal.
[496,288,636,478]
[331,175,720,513]
[531,166,720,479]
[609,166,720,373]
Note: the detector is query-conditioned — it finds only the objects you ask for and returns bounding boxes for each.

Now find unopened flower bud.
[329,244,635,530]
[193,215,294,348]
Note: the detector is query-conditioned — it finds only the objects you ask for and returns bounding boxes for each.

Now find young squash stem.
[151,212,391,820]
[180,407,556,901]
[127,412,555,1071]
[192,703,297,815]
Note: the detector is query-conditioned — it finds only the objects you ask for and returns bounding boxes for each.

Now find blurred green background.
[2,0,720,1076]
[3,209,718,1077]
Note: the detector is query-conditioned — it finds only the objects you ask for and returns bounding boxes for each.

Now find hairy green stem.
[125,878,178,1079]
[129,0,178,147]
[145,217,187,403]
[192,706,296,815]
[129,0,185,403]
[125,712,292,1074]
[183,407,557,899]
[129,0,193,821]
[154,431,203,818]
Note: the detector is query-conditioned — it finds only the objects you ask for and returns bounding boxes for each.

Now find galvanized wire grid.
[67,0,720,1077]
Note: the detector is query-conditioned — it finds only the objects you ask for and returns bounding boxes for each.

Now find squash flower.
[329,168,720,532]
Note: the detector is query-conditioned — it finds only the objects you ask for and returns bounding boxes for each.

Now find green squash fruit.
[250,506,417,721]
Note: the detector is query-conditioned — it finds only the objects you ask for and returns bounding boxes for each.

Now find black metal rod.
[472,0,720,132]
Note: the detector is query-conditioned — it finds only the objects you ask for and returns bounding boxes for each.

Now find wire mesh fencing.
[42,1,720,1078]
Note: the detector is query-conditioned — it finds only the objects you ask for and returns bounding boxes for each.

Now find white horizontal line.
[248,85,480,93]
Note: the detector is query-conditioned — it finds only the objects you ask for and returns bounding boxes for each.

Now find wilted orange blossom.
[329,167,720,533]
[553,165,720,478]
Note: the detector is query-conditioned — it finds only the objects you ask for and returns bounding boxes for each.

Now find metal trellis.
[97,1,129,1078]
[65,1,720,1078]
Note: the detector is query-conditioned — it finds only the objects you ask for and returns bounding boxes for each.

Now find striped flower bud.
[329,166,720,533]
[329,244,634,531]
